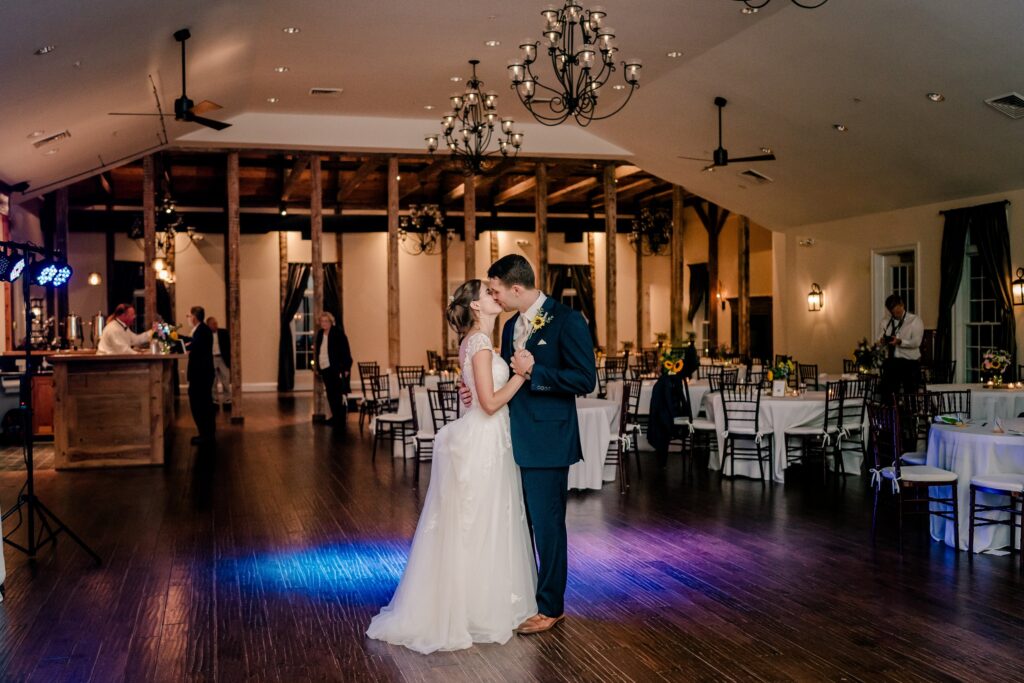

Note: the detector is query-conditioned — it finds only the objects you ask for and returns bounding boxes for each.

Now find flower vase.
[772,379,786,397]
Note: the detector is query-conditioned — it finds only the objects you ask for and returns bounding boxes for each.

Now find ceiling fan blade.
[677,155,713,162]
[727,153,776,163]
[185,113,232,131]
[192,99,223,115]
[108,112,169,116]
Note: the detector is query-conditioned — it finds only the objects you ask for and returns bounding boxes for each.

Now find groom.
[485,254,596,634]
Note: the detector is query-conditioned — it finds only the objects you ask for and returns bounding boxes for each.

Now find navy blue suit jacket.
[501,297,597,469]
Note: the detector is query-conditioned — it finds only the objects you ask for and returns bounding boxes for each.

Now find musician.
[878,293,923,399]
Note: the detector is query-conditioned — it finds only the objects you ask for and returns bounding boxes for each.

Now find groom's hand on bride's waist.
[459,380,473,407]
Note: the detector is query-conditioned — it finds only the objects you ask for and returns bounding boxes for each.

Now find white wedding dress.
[366,332,537,654]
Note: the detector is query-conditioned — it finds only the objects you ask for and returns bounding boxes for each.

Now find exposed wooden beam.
[336,157,381,203]
[226,151,244,422]
[548,177,598,206]
[494,175,537,206]
[281,154,310,202]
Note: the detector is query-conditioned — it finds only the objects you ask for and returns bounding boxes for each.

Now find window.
[292,273,315,372]
[884,251,915,313]
[963,249,1001,382]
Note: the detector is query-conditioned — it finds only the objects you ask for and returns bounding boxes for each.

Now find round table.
[568,398,621,491]
[927,421,1024,551]
[928,383,1024,423]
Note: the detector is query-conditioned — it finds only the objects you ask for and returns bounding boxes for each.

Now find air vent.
[33,130,70,148]
[739,168,773,184]
[309,87,343,97]
[985,92,1024,119]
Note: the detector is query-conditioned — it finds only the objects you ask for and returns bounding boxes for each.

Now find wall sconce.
[1013,268,1024,306]
[87,272,102,286]
[716,281,725,310]
[807,283,824,312]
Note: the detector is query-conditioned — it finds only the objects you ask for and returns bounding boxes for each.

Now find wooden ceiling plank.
[281,154,311,202]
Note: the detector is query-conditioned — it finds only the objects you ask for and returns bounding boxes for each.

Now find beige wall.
[773,188,1024,376]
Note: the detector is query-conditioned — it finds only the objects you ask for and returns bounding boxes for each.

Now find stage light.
[7,256,25,282]
[28,258,72,287]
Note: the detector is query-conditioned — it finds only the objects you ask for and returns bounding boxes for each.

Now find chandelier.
[426,60,523,176]
[629,207,671,256]
[734,0,829,12]
[129,195,204,283]
[399,204,452,256]
[507,2,642,127]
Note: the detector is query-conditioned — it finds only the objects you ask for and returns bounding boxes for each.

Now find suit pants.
[520,466,570,618]
[212,356,231,404]
[189,376,216,439]
[321,370,347,421]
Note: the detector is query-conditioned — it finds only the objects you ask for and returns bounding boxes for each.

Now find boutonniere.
[527,311,553,341]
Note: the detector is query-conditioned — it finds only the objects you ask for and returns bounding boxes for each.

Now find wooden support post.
[143,155,157,327]
[635,238,644,349]
[738,215,751,358]
[604,164,617,354]
[536,163,548,290]
[279,231,288,310]
[464,174,477,280]
[226,152,244,422]
[335,231,344,323]
[441,225,449,356]
[491,230,500,345]
[311,155,325,420]
[104,231,115,318]
[387,157,400,368]
[54,188,69,326]
[670,186,686,343]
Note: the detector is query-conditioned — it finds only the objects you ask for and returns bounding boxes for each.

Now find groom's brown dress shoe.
[515,614,565,634]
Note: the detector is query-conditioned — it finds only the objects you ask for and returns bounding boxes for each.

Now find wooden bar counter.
[47,352,183,469]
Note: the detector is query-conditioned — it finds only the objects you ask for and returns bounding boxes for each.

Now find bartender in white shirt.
[878,292,924,399]
[97,304,155,354]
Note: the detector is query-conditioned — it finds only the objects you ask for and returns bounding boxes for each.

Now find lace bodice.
[460,332,508,409]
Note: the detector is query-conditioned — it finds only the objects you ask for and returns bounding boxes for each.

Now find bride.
[366,279,537,654]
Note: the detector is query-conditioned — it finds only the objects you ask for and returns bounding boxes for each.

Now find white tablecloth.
[927,422,1024,551]
[604,379,710,451]
[702,390,864,481]
[568,398,621,491]
[928,383,1024,423]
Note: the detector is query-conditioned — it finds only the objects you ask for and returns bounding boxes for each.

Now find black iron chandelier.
[629,207,671,256]
[427,60,523,176]
[507,1,642,127]
[734,0,829,12]
[399,204,452,256]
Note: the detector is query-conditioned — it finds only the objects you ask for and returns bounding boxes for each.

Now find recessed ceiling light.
[72,60,83,68]
[44,148,59,155]
[274,66,290,73]
[423,105,435,110]
[485,40,501,47]
[741,7,758,14]
[282,27,301,34]
[833,124,848,132]
[27,130,45,138]
[34,45,55,55]
[450,76,462,82]
[927,92,945,102]
[612,84,626,91]
[760,146,772,154]
[266,97,280,103]
[666,50,683,58]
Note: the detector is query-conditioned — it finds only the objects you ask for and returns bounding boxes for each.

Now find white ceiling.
[2,0,1023,228]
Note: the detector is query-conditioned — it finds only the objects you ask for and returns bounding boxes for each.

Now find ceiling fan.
[678,96,775,170]
[109,28,230,131]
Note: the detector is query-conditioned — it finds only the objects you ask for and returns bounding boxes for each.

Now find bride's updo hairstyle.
[446,279,483,339]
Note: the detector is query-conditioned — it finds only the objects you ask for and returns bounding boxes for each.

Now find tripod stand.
[1,245,101,567]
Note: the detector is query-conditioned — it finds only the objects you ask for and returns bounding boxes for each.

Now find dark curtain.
[971,202,1016,371]
[323,263,342,326]
[548,264,598,344]
[934,212,969,364]
[278,263,312,391]
[687,263,709,324]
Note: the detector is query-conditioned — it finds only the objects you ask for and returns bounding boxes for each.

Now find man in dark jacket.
[207,316,232,407]
[187,306,216,444]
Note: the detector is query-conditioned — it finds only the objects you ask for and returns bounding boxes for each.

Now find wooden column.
[335,231,344,324]
[142,155,157,327]
[464,174,477,280]
[536,164,548,290]
[440,225,449,355]
[491,230,500,345]
[104,231,115,316]
[310,155,325,419]
[387,157,400,368]
[738,215,751,358]
[164,228,176,323]
[587,232,596,304]
[635,238,644,348]
[278,231,288,309]
[54,188,69,325]
[671,186,686,343]
[603,164,617,354]
[226,152,244,422]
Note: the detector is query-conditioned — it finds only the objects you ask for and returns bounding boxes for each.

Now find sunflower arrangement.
[853,337,885,372]
[982,348,1010,383]
[767,357,796,382]
[659,347,686,375]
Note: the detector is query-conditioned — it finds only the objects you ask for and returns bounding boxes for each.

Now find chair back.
[722,383,761,434]
[604,355,628,381]
[358,361,380,398]
[426,350,442,373]
[369,373,393,407]
[922,360,956,385]
[896,390,936,452]
[708,366,739,393]
[867,402,902,473]
[427,388,459,431]
[856,373,881,404]
[397,365,426,388]
[843,358,857,373]
[617,382,631,438]
[640,348,659,373]
[747,369,766,389]
[823,381,843,433]
[407,386,420,431]
[798,363,819,390]
[438,380,455,392]
[629,367,658,380]
[679,376,695,423]
[839,379,868,432]
[932,389,970,419]
[623,379,644,422]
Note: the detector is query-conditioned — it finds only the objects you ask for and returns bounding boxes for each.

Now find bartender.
[97,304,154,354]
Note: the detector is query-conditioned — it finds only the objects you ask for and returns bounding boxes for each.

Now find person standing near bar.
[186,306,216,444]
[313,312,353,425]
[206,316,232,408]
[97,303,154,354]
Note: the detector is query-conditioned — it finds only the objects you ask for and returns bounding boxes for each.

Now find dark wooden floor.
[0,394,1022,682]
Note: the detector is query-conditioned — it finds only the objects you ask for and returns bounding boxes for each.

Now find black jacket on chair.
[314,326,353,394]
[215,328,231,367]
[187,323,215,384]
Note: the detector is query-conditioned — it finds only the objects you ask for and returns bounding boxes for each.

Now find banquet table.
[702,390,864,482]
[605,379,710,451]
[928,383,1024,423]
[926,421,1024,551]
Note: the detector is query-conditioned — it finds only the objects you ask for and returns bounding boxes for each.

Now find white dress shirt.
[318,328,331,370]
[514,291,547,350]
[879,311,924,361]
[212,331,221,357]
[97,319,152,355]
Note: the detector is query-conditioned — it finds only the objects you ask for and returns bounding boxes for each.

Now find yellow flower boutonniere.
[528,311,553,340]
